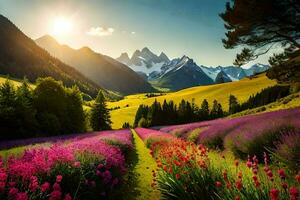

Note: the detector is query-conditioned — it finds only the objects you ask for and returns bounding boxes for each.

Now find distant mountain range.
[117,48,270,90]
[0,15,99,97]
[36,35,155,95]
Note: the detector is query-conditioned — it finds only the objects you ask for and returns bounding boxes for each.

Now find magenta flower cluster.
[0,129,133,199]
[135,128,174,142]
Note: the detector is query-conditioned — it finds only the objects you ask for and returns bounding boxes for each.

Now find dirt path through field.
[120,129,160,200]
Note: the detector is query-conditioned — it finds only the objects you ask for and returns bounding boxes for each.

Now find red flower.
[50,190,62,200]
[29,176,39,192]
[215,181,222,188]
[277,169,286,179]
[163,165,168,172]
[267,170,273,178]
[9,182,16,187]
[8,187,18,199]
[56,175,63,183]
[281,183,288,190]
[264,166,270,172]
[64,193,72,200]
[252,168,258,175]
[270,188,279,200]
[16,192,28,200]
[175,173,180,179]
[223,170,228,181]
[234,160,239,167]
[235,179,243,190]
[53,183,61,191]
[252,175,258,182]
[290,187,299,200]
[246,160,252,168]
[237,171,242,179]
[234,196,240,200]
[73,161,81,168]
[97,163,104,169]
[173,160,181,167]
[0,172,7,182]
[296,174,300,183]
[254,180,260,188]
[41,182,50,192]
[226,182,231,189]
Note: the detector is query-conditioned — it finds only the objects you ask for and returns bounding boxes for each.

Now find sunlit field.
[108,74,276,128]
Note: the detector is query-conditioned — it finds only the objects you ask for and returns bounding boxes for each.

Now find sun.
[51,17,73,36]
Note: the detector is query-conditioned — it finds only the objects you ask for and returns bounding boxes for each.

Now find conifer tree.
[148,99,162,126]
[199,99,209,120]
[229,94,240,114]
[16,79,38,137]
[178,99,187,123]
[0,79,18,139]
[122,122,130,129]
[210,100,219,119]
[90,90,112,131]
[217,103,224,118]
[134,105,149,127]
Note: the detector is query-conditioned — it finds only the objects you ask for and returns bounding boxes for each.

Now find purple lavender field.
[158,108,300,167]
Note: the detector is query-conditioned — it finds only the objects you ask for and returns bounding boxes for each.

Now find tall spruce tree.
[178,99,187,123]
[16,79,38,137]
[217,103,224,118]
[210,100,219,119]
[0,79,18,139]
[199,99,209,120]
[229,95,240,114]
[90,91,112,131]
[162,100,170,125]
[148,99,162,126]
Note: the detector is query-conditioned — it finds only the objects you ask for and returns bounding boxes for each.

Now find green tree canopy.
[220,0,300,66]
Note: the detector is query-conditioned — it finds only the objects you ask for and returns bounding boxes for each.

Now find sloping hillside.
[0,76,35,88]
[108,73,277,128]
[0,15,99,97]
[36,35,156,95]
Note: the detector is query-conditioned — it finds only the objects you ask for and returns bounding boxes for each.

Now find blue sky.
[0,0,272,67]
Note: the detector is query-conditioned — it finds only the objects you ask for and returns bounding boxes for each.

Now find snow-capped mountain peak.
[116,47,170,74]
[159,52,170,62]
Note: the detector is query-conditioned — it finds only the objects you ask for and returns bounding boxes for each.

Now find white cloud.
[131,31,136,34]
[86,27,114,36]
